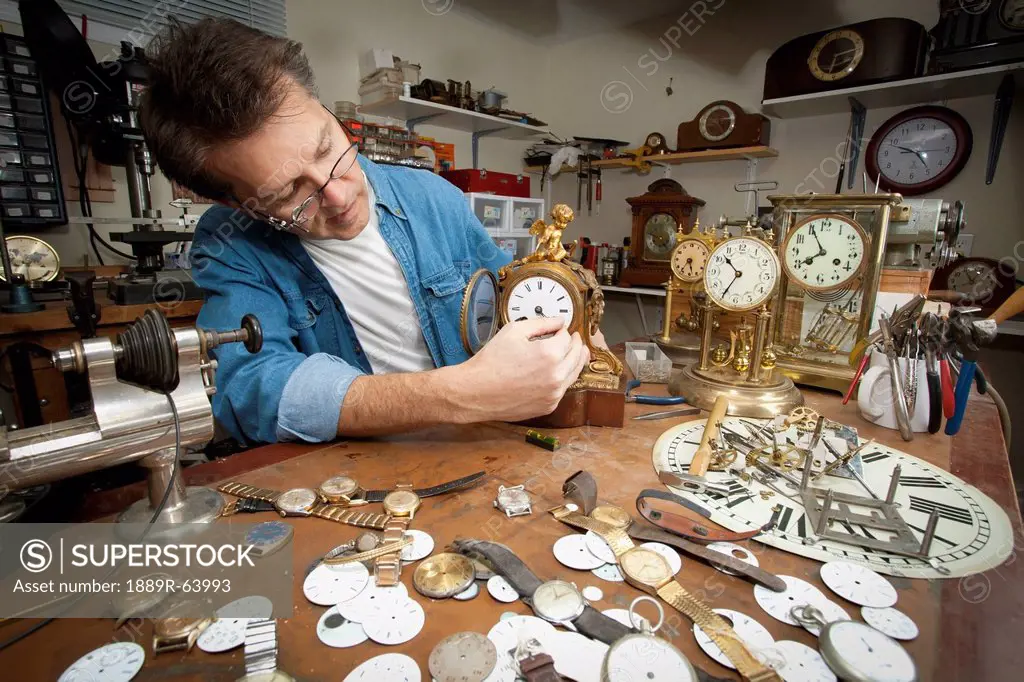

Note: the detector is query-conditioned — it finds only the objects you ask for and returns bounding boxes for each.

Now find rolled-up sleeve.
[275,353,364,442]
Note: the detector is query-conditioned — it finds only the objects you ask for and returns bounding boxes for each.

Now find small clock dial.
[1001,0,1024,30]
[670,238,711,283]
[782,214,866,291]
[947,260,997,300]
[1,235,60,282]
[645,132,666,150]
[704,237,779,312]
[504,275,576,329]
[699,104,737,142]
[807,29,864,81]
[643,213,678,260]
[868,106,972,195]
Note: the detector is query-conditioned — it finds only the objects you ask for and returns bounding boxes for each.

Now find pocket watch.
[494,484,532,517]
[601,597,697,682]
[704,235,780,312]
[781,214,867,292]
[791,605,918,682]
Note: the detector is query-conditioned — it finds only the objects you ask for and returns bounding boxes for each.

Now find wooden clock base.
[518,378,626,429]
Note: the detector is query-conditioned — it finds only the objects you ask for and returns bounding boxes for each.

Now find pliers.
[625,379,685,405]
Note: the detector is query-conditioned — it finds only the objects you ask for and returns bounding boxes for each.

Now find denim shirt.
[188,156,511,444]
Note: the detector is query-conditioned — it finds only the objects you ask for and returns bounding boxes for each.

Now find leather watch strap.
[574,605,632,644]
[363,471,486,502]
[657,582,780,682]
[519,653,564,682]
[562,470,599,514]
[218,482,281,504]
[627,522,786,593]
[307,504,389,530]
[451,539,543,596]
[636,489,764,544]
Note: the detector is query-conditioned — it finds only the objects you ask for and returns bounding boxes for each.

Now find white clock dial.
[360,597,426,645]
[533,580,584,622]
[644,213,678,260]
[317,605,369,648]
[651,417,1013,578]
[342,653,421,682]
[704,237,779,311]
[947,260,997,299]
[860,606,919,641]
[754,575,828,626]
[821,621,917,682]
[820,561,897,608]
[197,617,248,653]
[303,562,370,606]
[694,609,775,671]
[59,643,146,682]
[335,580,408,622]
[874,117,957,187]
[783,215,866,291]
[604,633,697,681]
[763,640,836,682]
[670,238,711,283]
[504,275,575,330]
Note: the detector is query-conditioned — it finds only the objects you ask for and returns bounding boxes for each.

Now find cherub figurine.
[525,204,577,264]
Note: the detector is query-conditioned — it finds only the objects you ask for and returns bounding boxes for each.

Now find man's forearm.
[336,365,480,437]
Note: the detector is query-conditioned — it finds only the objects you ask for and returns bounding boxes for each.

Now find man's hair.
[140,18,317,201]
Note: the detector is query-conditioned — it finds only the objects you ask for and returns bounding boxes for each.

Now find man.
[139,18,590,444]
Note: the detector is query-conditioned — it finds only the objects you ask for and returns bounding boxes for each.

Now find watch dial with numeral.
[652,416,1013,579]
[704,237,779,311]
[947,260,997,299]
[643,213,678,260]
[782,214,866,291]
[504,275,576,330]
[670,238,711,283]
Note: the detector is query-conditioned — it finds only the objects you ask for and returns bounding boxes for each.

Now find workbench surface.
[4,388,1021,681]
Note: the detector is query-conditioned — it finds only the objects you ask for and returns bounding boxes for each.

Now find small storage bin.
[625,342,673,383]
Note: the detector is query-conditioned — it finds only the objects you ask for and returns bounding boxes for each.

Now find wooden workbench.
[2,388,1021,681]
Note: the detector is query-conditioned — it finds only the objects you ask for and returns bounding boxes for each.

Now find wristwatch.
[375,484,422,586]
[218,482,390,530]
[152,616,213,654]
[494,485,532,517]
[237,618,294,682]
[453,539,633,645]
[550,506,781,682]
[316,471,486,507]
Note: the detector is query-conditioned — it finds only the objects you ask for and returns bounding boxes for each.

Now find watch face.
[619,547,672,587]
[1001,0,1024,30]
[498,488,530,507]
[807,28,864,81]
[822,621,917,682]
[319,475,359,499]
[704,237,779,311]
[58,643,146,682]
[533,580,585,622]
[591,505,632,529]
[605,634,697,681]
[643,213,678,261]
[698,104,737,142]
[276,488,317,513]
[870,107,971,195]
[670,238,711,283]
[384,489,421,514]
[504,274,577,329]
[948,260,997,299]
[782,214,866,291]
[860,606,919,641]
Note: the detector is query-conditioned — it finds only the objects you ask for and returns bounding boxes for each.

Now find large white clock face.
[505,275,575,330]
[670,238,711,283]
[704,237,779,311]
[783,215,866,291]
[874,117,958,187]
[652,417,1012,579]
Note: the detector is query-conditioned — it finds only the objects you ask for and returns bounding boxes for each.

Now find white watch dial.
[486,575,520,603]
[303,562,370,606]
[317,605,369,648]
[197,617,248,653]
[335,580,408,622]
[549,630,609,682]
[704,237,779,311]
[553,534,606,570]
[276,487,317,513]
[783,215,866,291]
[820,560,898,608]
[591,563,625,582]
[762,640,836,682]
[874,117,958,187]
[671,238,711,283]
[216,595,273,619]
[754,575,827,625]
[860,606,919,641]
[59,643,146,682]
[342,653,421,682]
[360,597,426,645]
[605,633,697,681]
[822,620,917,682]
[585,530,617,564]
[693,609,775,671]
[505,275,575,329]
[533,580,585,622]
[400,529,435,562]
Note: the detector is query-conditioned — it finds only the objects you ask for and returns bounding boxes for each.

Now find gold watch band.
[550,507,636,555]
[374,518,410,586]
[308,504,390,530]
[322,536,413,565]
[657,579,779,681]
[217,482,280,504]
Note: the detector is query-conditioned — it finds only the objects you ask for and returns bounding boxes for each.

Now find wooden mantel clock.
[460,204,626,427]
[620,179,705,287]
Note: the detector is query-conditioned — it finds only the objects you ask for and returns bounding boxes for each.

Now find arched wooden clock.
[461,204,625,427]
[620,179,705,287]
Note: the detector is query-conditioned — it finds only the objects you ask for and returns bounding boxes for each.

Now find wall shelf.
[762,62,1024,118]
[523,145,778,174]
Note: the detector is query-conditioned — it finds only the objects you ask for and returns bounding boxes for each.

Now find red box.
[441,169,530,198]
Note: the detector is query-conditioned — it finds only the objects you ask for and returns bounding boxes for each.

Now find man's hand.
[451,316,590,422]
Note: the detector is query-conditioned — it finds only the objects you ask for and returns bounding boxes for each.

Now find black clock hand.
[721,270,740,297]
[895,145,928,168]
[723,256,739,275]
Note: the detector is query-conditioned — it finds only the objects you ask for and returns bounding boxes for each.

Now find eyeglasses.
[244,112,360,233]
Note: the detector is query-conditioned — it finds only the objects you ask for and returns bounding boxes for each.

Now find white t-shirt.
[300,174,435,374]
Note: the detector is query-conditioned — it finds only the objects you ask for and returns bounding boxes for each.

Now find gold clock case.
[498,261,585,333]
[767,193,901,393]
[657,227,718,365]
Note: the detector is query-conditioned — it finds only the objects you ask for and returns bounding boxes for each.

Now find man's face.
[206,80,369,240]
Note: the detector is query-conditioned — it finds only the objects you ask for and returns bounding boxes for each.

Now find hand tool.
[944,312,997,435]
[988,284,1024,324]
[940,357,955,418]
[921,314,944,434]
[626,379,686,405]
[879,316,914,441]
[842,347,871,405]
[594,167,602,215]
[657,470,733,496]
[586,155,593,216]
[849,295,925,364]
[688,395,729,477]
[632,407,701,421]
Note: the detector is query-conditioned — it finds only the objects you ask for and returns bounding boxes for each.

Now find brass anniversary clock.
[656,219,718,364]
[767,193,902,392]
[461,204,625,427]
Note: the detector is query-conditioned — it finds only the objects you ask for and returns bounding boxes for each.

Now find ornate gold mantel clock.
[668,226,803,417]
[766,193,901,392]
[655,219,718,365]
[461,204,625,427]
